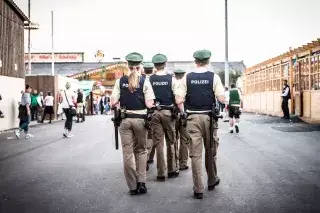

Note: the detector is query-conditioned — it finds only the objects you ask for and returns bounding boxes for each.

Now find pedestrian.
[281,79,291,119]
[61,82,77,138]
[76,89,84,123]
[110,52,155,195]
[0,94,4,118]
[57,90,65,120]
[228,83,242,133]
[15,84,34,139]
[30,90,40,121]
[41,91,54,123]
[149,53,180,181]
[143,62,156,168]
[223,87,229,122]
[99,95,105,115]
[173,68,190,171]
[175,49,225,199]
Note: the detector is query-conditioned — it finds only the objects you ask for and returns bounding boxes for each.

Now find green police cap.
[173,68,186,74]
[193,49,211,61]
[125,52,143,66]
[143,62,154,69]
[152,53,167,65]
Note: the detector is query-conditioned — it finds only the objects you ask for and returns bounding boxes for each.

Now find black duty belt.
[151,106,173,111]
[187,112,211,116]
[125,114,147,119]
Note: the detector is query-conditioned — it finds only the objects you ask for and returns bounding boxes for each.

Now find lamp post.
[224,0,229,88]
[24,0,39,75]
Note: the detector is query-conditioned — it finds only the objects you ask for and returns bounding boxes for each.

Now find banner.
[24,53,84,63]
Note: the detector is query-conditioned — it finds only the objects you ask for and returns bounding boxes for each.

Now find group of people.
[110,50,244,199]
[14,83,86,139]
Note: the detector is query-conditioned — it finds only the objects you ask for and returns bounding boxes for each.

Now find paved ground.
[0,113,319,213]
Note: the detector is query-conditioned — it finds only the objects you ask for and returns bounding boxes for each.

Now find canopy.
[78,80,95,98]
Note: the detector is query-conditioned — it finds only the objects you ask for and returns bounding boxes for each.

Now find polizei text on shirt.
[190,80,210,84]
[152,82,169,86]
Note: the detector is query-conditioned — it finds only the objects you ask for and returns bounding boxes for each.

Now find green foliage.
[217,69,242,87]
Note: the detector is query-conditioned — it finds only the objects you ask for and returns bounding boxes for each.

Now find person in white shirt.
[61,82,76,137]
[41,91,54,123]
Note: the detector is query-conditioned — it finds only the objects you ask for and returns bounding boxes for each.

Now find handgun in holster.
[171,105,178,120]
[145,108,153,130]
[179,111,188,127]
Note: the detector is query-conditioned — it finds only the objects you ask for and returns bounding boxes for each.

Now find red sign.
[24,53,84,63]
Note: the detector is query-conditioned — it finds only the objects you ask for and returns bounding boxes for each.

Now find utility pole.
[28,0,31,75]
[224,0,229,88]
[51,11,54,76]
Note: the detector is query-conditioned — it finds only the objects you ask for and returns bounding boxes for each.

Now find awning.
[78,80,95,97]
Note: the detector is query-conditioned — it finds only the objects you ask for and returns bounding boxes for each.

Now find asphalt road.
[0,113,319,213]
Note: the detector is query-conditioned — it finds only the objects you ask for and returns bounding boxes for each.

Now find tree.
[217,69,242,87]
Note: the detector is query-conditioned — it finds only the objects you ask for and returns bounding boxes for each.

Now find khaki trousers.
[175,119,190,167]
[152,110,178,176]
[186,114,219,193]
[146,128,153,161]
[119,118,148,190]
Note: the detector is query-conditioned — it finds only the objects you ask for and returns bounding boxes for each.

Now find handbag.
[64,90,77,116]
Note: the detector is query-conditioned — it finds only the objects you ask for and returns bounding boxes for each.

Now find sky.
[15,0,320,67]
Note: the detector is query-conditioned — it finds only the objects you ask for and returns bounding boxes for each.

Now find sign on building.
[24,53,84,63]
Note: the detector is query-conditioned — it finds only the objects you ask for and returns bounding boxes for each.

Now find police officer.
[149,53,179,181]
[143,62,156,169]
[173,68,190,170]
[175,49,225,199]
[110,52,155,195]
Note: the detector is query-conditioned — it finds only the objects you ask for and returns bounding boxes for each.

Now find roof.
[25,61,246,77]
[246,38,320,73]
[4,0,29,22]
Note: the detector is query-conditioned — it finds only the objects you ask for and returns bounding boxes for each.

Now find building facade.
[243,38,320,123]
[0,0,29,131]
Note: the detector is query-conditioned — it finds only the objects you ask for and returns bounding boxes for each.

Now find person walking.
[175,49,225,199]
[41,91,54,123]
[149,53,180,181]
[110,52,155,195]
[15,84,34,139]
[228,83,242,133]
[61,82,76,138]
[173,68,190,171]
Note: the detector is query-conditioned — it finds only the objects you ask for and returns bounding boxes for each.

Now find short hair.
[25,84,32,89]
[231,83,236,88]
[48,91,52,96]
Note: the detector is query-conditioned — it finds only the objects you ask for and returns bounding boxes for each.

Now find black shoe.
[168,170,180,178]
[157,176,165,182]
[76,121,80,123]
[194,192,203,199]
[147,159,154,164]
[230,130,234,134]
[235,125,239,133]
[180,165,189,170]
[208,177,220,191]
[137,182,147,194]
[129,189,139,195]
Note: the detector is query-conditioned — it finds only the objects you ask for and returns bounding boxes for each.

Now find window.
[311,54,320,90]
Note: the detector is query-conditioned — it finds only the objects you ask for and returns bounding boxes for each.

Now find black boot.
[129,189,139,195]
[168,170,180,178]
[137,182,147,194]
[157,176,165,182]
[194,192,203,199]
[208,177,220,191]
